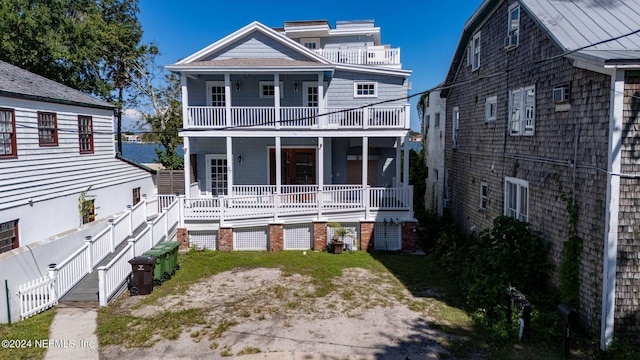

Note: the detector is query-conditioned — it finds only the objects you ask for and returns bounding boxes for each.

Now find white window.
[301,38,320,50]
[479,182,488,210]
[259,81,284,99]
[469,32,481,71]
[354,82,377,98]
[434,112,440,128]
[206,81,226,106]
[509,86,535,136]
[504,177,528,222]
[505,4,520,49]
[485,96,497,121]
[452,107,459,148]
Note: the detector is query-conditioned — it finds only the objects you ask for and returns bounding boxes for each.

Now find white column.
[362,137,368,187]
[275,137,282,192]
[317,72,325,128]
[274,74,281,130]
[403,134,410,188]
[224,74,232,128]
[318,137,324,188]
[226,136,234,197]
[181,73,189,128]
[396,137,402,187]
[183,137,191,195]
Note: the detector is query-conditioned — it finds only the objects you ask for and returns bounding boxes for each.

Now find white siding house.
[167,20,417,252]
[0,60,156,323]
[421,88,446,216]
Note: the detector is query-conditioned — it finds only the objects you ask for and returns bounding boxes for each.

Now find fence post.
[148,221,154,248]
[142,194,148,220]
[85,236,93,271]
[127,205,133,237]
[108,218,115,253]
[178,195,185,228]
[97,266,107,306]
[317,187,323,219]
[128,238,137,258]
[364,187,371,220]
[48,264,59,304]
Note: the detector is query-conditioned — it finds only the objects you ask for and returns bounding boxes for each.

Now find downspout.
[181,73,190,195]
[600,69,624,350]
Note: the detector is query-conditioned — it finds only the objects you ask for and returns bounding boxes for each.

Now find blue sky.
[133,0,484,131]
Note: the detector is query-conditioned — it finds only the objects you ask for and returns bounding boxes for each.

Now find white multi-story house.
[167,20,416,252]
[0,60,155,284]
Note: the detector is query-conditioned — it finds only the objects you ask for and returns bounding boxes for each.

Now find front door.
[269,148,316,185]
[303,84,318,108]
[205,154,228,196]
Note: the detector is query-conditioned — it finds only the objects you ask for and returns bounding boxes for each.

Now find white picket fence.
[17,274,57,320]
[16,196,173,320]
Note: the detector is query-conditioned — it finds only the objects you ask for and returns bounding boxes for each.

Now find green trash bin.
[142,248,169,286]
[158,241,181,274]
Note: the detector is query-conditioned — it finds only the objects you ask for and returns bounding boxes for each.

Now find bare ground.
[100,267,451,359]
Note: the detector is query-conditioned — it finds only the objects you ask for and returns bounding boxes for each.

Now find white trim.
[204,154,228,196]
[504,177,529,222]
[259,81,284,99]
[485,95,497,121]
[505,4,520,49]
[600,69,624,351]
[509,85,535,136]
[300,38,320,50]
[205,81,226,107]
[471,32,481,71]
[302,81,319,107]
[354,81,377,98]
[177,21,331,65]
[452,107,459,148]
[479,182,488,210]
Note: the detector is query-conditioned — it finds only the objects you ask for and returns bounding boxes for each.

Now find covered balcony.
[185,105,410,130]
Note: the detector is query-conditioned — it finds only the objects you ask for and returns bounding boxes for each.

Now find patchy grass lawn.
[0,310,54,360]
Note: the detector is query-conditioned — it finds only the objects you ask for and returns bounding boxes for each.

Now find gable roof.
[168,21,333,73]
[0,60,114,110]
[521,0,640,65]
[443,0,640,96]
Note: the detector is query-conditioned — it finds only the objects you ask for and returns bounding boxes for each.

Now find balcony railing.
[313,47,400,66]
[186,105,409,130]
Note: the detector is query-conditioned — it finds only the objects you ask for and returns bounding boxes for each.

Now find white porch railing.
[280,107,318,128]
[232,107,275,128]
[17,197,162,319]
[183,185,413,222]
[97,199,179,306]
[313,47,400,65]
[185,105,408,129]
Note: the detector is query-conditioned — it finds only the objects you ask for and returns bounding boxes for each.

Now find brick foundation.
[313,222,327,251]
[218,228,233,251]
[177,228,189,251]
[402,221,417,252]
[269,224,284,252]
[360,221,375,252]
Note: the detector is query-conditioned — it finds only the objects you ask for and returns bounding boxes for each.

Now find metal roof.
[0,60,114,109]
[521,0,640,65]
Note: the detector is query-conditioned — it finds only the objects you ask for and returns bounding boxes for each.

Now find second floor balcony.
[186,105,410,130]
[313,47,400,66]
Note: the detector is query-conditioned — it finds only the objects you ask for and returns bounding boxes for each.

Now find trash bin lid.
[128,256,155,265]
[143,249,166,258]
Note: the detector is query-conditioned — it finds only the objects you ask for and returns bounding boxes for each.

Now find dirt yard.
[100,267,451,359]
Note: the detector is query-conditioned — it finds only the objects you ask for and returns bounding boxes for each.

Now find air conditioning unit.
[504,34,518,49]
[553,87,569,103]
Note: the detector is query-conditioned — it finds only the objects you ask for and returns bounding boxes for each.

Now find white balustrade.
[231,107,275,128]
[280,107,318,128]
[188,106,226,127]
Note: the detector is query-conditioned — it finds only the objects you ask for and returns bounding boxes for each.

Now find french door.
[269,148,316,185]
[205,154,228,196]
